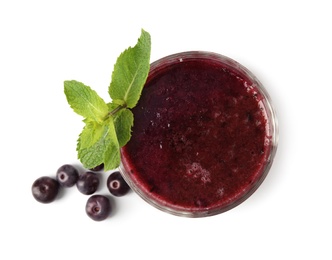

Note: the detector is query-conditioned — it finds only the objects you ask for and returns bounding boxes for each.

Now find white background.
[1,0,331,259]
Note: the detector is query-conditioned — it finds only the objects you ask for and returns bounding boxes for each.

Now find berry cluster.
[31,164,130,221]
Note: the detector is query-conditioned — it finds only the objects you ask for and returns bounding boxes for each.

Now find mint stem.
[108,104,127,117]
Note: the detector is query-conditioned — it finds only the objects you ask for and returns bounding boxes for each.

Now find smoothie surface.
[121,55,272,213]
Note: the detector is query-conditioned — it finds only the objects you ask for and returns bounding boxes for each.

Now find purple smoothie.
[120,52,277,217]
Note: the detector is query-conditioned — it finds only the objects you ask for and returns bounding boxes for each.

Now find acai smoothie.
[119,51,278,217]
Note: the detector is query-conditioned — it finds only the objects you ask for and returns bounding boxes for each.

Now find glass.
[119,51,278,217]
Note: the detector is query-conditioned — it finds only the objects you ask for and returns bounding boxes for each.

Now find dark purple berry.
[107,171,130,197]
[56,164,79,187]
[89,163,104,172]
[76,171,99,195]
[85,195,111,221]
[32,176,60,203]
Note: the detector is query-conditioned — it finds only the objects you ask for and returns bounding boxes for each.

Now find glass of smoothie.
[119,51,278,217]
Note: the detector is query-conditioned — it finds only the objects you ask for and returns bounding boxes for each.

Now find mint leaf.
[113,108,134,147]
[77,118,120,170]
[77,119,105,150]
[77,124,110,169]
[64,80,108,123]
[103,117,120,170]
[109,29,151,108]
[107,102,134,147]
[104,141,120,171]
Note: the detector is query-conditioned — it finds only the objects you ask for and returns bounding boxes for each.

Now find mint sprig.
[64,29,151,171]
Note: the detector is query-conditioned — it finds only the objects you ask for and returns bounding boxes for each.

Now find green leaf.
[113,108,134,147]
[64,80,108,123]
[104,141,120,171]
[109,29,151,108]
[107,102,134,147]
[107,102,120,112]
[77,119,105,150]
[103,117,120,171]
[77,124,110,169]
[77,117,121,171]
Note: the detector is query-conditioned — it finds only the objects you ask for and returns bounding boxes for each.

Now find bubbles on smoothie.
[255,120,262,126]
[194,199,207,208]
[213,111,221,119]
[216,188,225,197]
[244,81,252,91]
[264,137,270,146]
[185,162,211,184]
[231,167,239,173]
